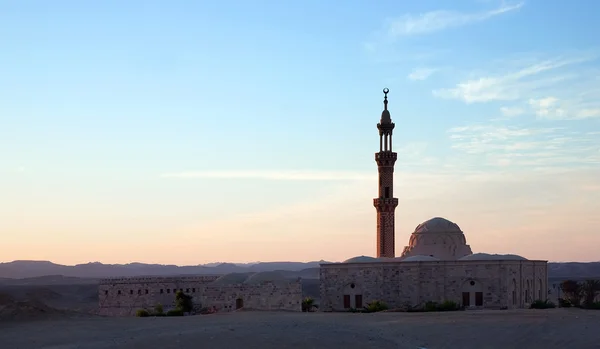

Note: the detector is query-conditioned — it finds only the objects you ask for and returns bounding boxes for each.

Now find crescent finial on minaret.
[380,88,392,124]
[383,88,389,111]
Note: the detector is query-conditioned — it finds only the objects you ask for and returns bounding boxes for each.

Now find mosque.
[99,89,548,316]
[318,89,548,311]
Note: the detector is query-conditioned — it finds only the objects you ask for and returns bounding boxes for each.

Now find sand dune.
[0,293,66,322]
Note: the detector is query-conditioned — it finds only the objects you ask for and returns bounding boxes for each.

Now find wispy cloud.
[529,97,563,118]
[387,2,524,37]
[364,3,522,62]
[182,164,600,262]
[447,124,600,169]
[433,53,600,120]
[499,106,525,117]
[164,140,442,182]
[529,96,600,120]
[433,56,592,103]
[160,170,376,181]
[408,67,438,81]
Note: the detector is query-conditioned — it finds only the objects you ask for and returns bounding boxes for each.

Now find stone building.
[98,273,302,316]
[319,217,548,311]
[319,89,548,311]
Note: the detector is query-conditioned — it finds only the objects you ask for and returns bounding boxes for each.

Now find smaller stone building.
[98,272,302,316]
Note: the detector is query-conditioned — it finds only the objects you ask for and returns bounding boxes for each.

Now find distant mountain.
[0,260,598,280]
[0,275,100,286]
[0,260,326,279]
[547,262,600,278]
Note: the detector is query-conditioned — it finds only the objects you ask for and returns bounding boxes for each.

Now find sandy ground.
[1,309,599,349]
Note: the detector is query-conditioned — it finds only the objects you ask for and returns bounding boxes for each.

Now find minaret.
[373,88,398,258]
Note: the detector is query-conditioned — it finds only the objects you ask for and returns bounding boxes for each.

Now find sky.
[1,0,599,265]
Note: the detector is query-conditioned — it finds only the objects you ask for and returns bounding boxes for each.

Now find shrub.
[558,298,572,308]
[135,309,150,317]
[365,300,388,313]
[175,291,194,313]
[406,306,424,313]
[302,297,315,312]
[424,301,438,312]
[199,307,216,315]
[154,303,164,315]
[438,300,460,311]
[587,302,600,310]
[530,300,556,309]
[422,301,461,312]
[166,309,184,316]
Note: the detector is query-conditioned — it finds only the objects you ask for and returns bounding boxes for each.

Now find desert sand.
[1,309,599,349]
[1,281,598,348]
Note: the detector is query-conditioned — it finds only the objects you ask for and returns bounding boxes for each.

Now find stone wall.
[98,276,302,316]
[196,280,302,312]
[319,260,548,311]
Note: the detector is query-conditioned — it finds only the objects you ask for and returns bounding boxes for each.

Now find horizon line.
[2,258,598,267]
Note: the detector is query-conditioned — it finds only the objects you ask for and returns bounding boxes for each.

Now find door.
[343,295,351,308]
[355,295,363,309]
[462,292,470,307]
[475,292,483,306]
[235,298,243,310]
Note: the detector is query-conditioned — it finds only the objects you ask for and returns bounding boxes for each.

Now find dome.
[414,217,462,234]
[401,217,473,261]
[459,253,528,261]
[244,271,289,284]
[343,256,379,263]
[402,255,441,262]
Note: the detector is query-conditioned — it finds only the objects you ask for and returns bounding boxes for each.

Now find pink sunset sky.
[2,1,600,265]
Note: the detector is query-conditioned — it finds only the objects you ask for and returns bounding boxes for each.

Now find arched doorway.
[461,279,484,308]
[235,298,243,310]
[342,283,363,309]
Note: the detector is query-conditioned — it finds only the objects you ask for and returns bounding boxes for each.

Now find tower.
[373,88,398,258]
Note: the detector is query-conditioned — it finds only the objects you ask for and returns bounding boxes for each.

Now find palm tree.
[581,279,600,307]
[560,280,583,306]
[302,297,315,312]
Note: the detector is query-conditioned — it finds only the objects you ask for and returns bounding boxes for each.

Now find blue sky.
[1,0,599,264]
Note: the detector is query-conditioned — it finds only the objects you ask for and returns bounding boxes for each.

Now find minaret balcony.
[375,152,397,160]
[377,122,395,131]
[373,198,399,208]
